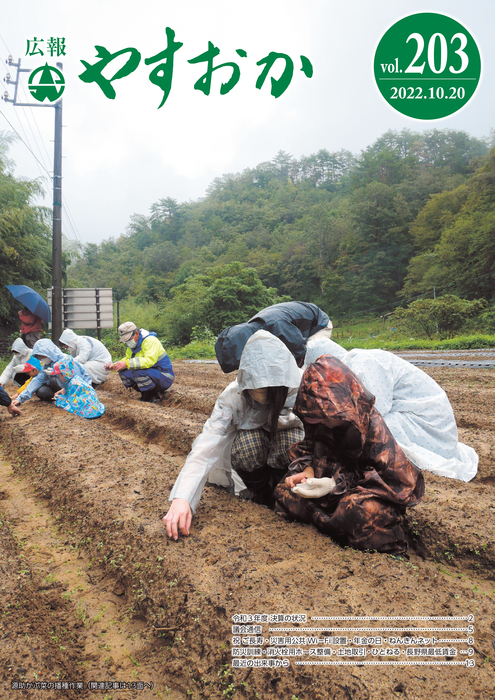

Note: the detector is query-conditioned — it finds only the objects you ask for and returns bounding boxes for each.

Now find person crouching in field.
[273,355,425,555]
[11,339,92,407]
[303,338,478,482]
[14,356,43,397]
[59,328,111,388]
[105,322,174,404]
[52,357,105,419]
[0,338,32,391]
[163,330,304,540]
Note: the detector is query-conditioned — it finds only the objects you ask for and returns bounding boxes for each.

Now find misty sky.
[2,0,494,247]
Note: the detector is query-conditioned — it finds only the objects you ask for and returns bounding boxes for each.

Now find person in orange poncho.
[274,355,425,554]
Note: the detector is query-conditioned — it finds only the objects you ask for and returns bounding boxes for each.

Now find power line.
[0,109,52,177]
[1,39,81,245]
[1,33,52,176]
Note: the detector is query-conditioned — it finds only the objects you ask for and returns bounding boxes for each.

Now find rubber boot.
[140,387,162,404]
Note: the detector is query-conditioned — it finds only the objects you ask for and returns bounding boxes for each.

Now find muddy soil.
[1,362,495,700]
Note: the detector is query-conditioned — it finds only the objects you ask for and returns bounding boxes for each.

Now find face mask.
[126,338,137,349]
[247,388,268,405]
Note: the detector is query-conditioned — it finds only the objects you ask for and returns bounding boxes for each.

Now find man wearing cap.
[105,322,174,403]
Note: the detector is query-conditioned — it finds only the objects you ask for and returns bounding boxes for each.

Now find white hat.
[118,321,138,343]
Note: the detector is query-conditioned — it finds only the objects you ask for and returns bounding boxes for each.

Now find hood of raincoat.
[53,356,76,381]
[59,328,79,349]
[32,339,66,365]
[294,355,375,452]
[236,330,302,394]
[11,337,30,355]
[304,338,348,367]
[215,323,258,373]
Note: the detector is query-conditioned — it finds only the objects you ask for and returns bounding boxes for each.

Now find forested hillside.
[3,127,494,344]
[69,127,494,342]
[0,133,54,328]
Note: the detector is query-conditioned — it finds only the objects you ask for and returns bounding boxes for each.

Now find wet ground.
[0,359,494,699]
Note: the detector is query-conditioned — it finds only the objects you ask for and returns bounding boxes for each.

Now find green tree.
[0,134,52,326]
[163,262,285,345]
[394,295,486,339]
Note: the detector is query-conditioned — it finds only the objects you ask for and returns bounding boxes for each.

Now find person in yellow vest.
[105,322,174,404]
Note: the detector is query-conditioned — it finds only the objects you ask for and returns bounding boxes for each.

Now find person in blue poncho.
[11,339,92,406]
[52,356,105,419]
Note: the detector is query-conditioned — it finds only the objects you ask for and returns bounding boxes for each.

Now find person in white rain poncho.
[304,338,478,482]
[0,338,31,389]
[59,329,111,387]
[163,330,304,539]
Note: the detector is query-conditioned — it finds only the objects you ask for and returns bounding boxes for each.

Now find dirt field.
[1,361,495,700]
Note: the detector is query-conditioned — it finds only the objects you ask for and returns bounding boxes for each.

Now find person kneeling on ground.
[0,338,32,390]
[59,328,111,388]
[52,357,105,419]
[273,355,425,555]
[11,339,93,407]
[163,330,304,540]
[105,322,174,404]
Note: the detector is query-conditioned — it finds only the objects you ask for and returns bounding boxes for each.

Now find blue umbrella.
[6,285,51,323]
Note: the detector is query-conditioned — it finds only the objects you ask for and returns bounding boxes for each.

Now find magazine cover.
[1,1,494,698]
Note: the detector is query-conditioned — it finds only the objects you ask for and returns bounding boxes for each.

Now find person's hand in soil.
[285,466,314,489]
[163,498,192,540]
[7,402,22,417]
[53,389,65,398]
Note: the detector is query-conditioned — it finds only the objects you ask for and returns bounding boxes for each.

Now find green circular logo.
[28,63,65,102]
[374,13,481,120]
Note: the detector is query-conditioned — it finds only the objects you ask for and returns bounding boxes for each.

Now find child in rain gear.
[163,330,304,539]
[14,356,43,396]
[52,356,105,419]
[304,338,478,482]
[273,355,424,554]
[59,328,111,387]
[12,339,92,405]
[0,338,32,389]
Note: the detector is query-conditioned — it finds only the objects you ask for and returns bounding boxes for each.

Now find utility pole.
[3,57,63,345]
[52,77,63,345]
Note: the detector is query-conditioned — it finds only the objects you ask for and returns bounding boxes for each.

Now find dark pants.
[118,367,174,394]
[13,372,31,387]
[36,377,61,402]
[230,427,304,506]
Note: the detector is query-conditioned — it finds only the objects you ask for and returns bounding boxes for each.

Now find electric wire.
[1,33,81,244]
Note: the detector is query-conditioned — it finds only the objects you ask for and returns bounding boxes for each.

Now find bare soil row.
[0,363,494,699]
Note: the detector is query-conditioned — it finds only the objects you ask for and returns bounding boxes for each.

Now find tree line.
[2,127,494,343]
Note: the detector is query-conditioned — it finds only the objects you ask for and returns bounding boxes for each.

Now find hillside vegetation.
[2,127,495,346]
